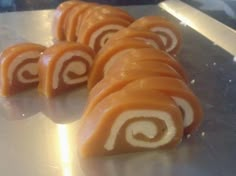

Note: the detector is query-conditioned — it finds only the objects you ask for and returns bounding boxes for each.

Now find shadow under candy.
[0,86,88,123]
[41,87,89,124]
[79,151,177,176]
[0,89,43,120]
[79,136,206,176]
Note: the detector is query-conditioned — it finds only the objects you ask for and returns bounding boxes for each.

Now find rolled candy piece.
[0,43,46,96]
[108,28,165,50]
[38,42,95,97]
[87,38,154,90]
[78,88,183,157]
[123,77,203,134]
[104,48,188,82]
[130,16,182,55]
[105,60,183,81]
[83,61,183,120]
[78,11,131,53]
[41,89,85,124]
[0,90,42,120]
[52,1,80,41]
[79,5,134,25]
[64,3,97,42]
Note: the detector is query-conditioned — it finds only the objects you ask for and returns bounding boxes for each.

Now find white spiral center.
[53,51,93,89]
[89,25,124,50]
[63,61,87,85]
[8,51,40,84]
[104,110,176,151]
[100,33,114,48]
[172,96,194,127]
[126,121,158,147]
[151,27,177,52]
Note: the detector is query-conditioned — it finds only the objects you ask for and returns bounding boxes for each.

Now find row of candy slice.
[0,2,182,97]
[0,42,94,97]
[53,1,181,54]
[53,1,134,53]
[78,45,202,157]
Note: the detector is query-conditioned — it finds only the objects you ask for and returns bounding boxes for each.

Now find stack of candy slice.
[0,43,46,96]
[38,42,95,97]
[78,12,203,157]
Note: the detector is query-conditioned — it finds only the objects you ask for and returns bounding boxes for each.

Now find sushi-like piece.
[1,90,42,120]
[0,43,46,96]
[87,38,154,90]
[52,1,80,41]
[78,11,132,53]
[108,28,165,50]
[83,60,183,120]
[64,2,97,42]
[105,60,183,81]
[130,16,182,55]
[123,77,203,134]
[38,42,95,97]
[78,88,183,157]
[104,48,188,82]
[41,88,87,124]
[79,5,134,25]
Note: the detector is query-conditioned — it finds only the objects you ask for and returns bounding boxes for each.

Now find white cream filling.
[17,63,39,83]
[100,33,114,48]
[52,51,93,89]
[8,51,40,84]
[151,27,177,52]
[104,110,176,151]
[63,61,87,85]
[172,97,194,127]
[89,25,124,50]
[134,37,160,49]
[159,35,168,46]
[103,49,134,75]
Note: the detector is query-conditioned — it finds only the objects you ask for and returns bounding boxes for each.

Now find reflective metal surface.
[0,5,236,176]
[160,0,236,56]
[182,0,236,29]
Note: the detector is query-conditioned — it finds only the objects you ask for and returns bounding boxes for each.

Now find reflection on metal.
[159,0,236,56]
[58,125,72,176]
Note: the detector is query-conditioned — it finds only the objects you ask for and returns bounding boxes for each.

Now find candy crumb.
[190,79,195,84]
[201,132,205,137]
[233,56,236,62]
[186,134,191,139]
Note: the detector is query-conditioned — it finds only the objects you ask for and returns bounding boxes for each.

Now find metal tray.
[0,4,235,176]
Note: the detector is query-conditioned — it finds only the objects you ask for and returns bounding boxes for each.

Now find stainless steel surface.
[160,0,236,56]
[0,5,236,176]
[182,0,236,29]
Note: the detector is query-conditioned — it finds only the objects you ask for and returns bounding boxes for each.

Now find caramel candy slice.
[109,28,165,50]
[83,60,183,122]
[0,43,46,96]
[130,16,182,55]
[78,12,131,53]
[123,77,203,134]
[105,60,183,81]
[72,4,133,43]
[38,42,94,97]
[64,3,97,42]
[52,1,80,41]
[80,5,134,24]
[87,38,154,90]
[104,48,188,82]
[78,88,183,157]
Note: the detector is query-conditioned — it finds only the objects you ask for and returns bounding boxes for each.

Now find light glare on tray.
[58,125,72,176]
